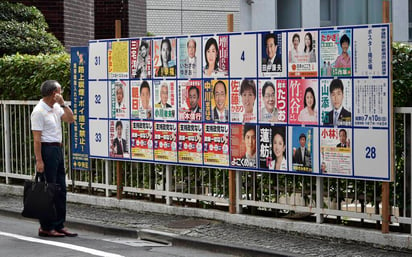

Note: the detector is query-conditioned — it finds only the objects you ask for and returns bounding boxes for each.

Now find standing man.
[212,80,228,122]
[262,33,281,72]
[31,80,77,237]
[293,133,311,167]
[112,121,128,155]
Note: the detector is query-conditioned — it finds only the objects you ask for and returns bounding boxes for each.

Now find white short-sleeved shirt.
[31,99,64,143]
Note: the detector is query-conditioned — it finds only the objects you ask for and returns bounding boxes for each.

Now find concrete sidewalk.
[1,184,411,257]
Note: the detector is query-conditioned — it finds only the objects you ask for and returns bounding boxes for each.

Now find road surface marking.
[0,231,124,257]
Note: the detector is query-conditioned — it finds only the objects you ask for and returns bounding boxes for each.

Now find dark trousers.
[40,144,66,231]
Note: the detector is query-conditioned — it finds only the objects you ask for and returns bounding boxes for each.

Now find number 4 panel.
[229,34,257,78]
[353,129,389,180]
[89,119,109,158]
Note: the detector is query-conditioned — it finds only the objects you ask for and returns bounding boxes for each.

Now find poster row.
[89,24,389,80]
[87,78,389,128]
[87,120,389,180]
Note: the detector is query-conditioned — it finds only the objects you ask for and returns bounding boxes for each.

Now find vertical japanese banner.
[131,80,152,119]
[320,78,352,126]
[353,79,389,128]
[320,29,352,77]
[231,124,257,168]
[130,39,152,79]
[353,26,388,76]
[288,31,318,77]
[259,32,287,77]
[178,80,202,121]
[204,79,229,122]
[203,124,229,166]
[153,38,177,78]
[320,127,352,175]
[290,126,314,172]
[154,122,177,162]
[71,46,89,170]
[153,80,176,120]
[259,126,287,171]
[109,120,130,159]
[131,121,153,160]
[178,123,203,164]
[108,40,129,79]
[202,35,229,77]
[110,80,129,119]
[230,79,257,123]
[130,39,139,78]
[178,37,201,79]
[288,79,318,125]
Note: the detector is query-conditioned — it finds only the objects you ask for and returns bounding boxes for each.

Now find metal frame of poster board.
[85,23,392,182]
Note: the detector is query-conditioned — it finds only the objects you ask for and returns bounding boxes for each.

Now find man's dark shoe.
[57,228,78,237]
[38,228,65,237]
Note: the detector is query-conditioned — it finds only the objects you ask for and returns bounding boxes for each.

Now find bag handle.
[34,172,49,192]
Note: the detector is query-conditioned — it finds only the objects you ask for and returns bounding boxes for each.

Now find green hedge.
[392,42,412,107]
[0,53,70,100]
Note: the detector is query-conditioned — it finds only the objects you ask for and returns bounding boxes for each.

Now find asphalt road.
[0,214,240,257]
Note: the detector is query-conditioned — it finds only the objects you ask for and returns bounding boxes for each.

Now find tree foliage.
[0,1,64,56]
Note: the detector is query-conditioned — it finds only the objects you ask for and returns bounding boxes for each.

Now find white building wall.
[392,0,409,42]
[147,0,240,36]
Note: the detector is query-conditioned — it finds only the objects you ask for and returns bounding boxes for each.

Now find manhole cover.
[167,219,210,229]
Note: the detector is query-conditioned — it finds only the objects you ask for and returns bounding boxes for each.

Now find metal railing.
[1,100,411,233]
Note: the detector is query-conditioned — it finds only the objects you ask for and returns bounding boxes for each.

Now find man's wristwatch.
[61,104,67,108]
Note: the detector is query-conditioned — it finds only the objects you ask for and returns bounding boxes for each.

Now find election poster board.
[84,23,392,181]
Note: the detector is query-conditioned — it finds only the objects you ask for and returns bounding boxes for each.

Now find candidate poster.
[320,29,352,77]
[178,123,203,164]
[320,78,352,126]
[288,31,318,77]
[202,35,229,78]
[109,120,130,159]
[353,78,389,128]
[320,127,352,175]
[178,80,202,121]
[131,121,153,160]
[131,80,152,119]
[230,79,257,123]
[153,80,176,120]
[108,40,129,79]
[130,39,152,79]
[288,79,318,125]
[353,26,388,77]
[153,38,176,77]
[259,125,287,171]
[110,80,129,119]
[178,37,201,78]
[259,32,287,77]
[231,124,257,168]
[291,127,313,172]
[258,79,288,123]
[154,122,177,162]
[204,79,229,122]
[203,124,229,166]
